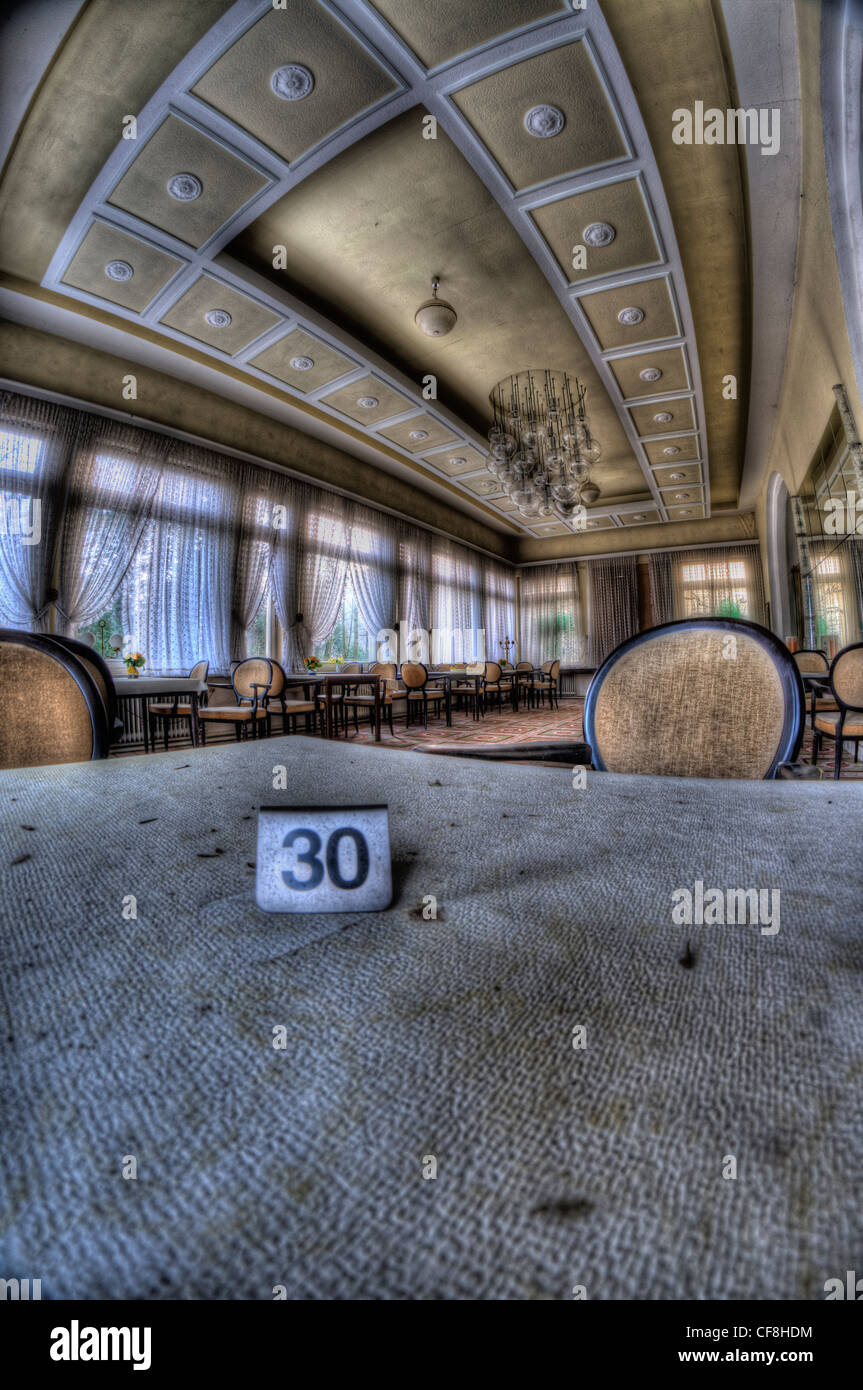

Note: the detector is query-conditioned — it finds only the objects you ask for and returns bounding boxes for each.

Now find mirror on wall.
[789,403,863,656]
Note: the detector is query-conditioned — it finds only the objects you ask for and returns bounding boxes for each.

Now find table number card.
[256,806,392,913]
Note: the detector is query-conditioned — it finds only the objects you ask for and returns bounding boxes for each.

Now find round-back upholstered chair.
[343,661,401,736]
[583,618,804,779]
[146,659,210,750]
[812,641,863,778]
[400,661,429,690]
[189,658,209,683]
[793,648,829,674]
[533,658,560,709]
[46,634,122,741]
[0,628,110,769]
[400,661,446,728]
[233,657,272,704]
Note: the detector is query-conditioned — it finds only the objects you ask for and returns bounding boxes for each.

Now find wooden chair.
[0,628,110,768]
[314,661,361,737]
[515,659,535,709]
[533,659,561,709]
[263,658,325,736]
[450,661,484,719]
[481,660,513,714]
[198,657,272,742]
[583,618,804,779]
[146,659,209,750]
[811,641,863,778]
[47,635,124,744]
[401,661,446,729]
[343,662,402,736]
[792,648,838,731]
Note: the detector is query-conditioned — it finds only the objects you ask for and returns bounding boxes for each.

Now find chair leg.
[834,735,843,780]
[234,723,242,741]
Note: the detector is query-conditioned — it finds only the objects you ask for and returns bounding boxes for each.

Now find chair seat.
[277,700,317,714]
[343,693,397,707]
[408,689,445,700]
[813,696,838,710]
[199,705,266,721]
[148,701,194,716]
[814,711,863,737]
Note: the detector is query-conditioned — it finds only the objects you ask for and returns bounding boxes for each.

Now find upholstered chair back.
[189,659,209,682]
[233,657,272,702]
[46,635,116,727]
[484,661,502,683]
[369,661,398,692]
[0,629,110,769]
[831,643,863,709]
[549,659,561,680]
[583,618,804,779]
[400,662,428,689]
[342,662,362,674]
[516,660,532,671]
[266,659,287,699]
[793,649,829,674]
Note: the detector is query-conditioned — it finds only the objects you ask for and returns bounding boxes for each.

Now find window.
[313,572,372,662]
[679,559,751,618]
[520,564,583,665]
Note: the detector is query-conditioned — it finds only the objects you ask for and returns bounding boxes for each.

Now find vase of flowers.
[303,655,322,671]
[124,651,145,677]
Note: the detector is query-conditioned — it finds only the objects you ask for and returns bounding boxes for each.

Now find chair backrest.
[189,659,209,682]
[541,658,554,673]
[583,618,804,780]
[369,660,398,692]
[232,657,272,702]
[342,662,362,674]
[0,629,110,769]
[830,642,863,711]
[266,659,287,698]
[484,661,502,683]
[793,648,829,675]
[516,660,533,671]
[400,661,428,689]
[549,659,560,680]
[46,635,118,728]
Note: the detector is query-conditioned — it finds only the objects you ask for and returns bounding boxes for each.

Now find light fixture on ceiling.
[524,104,565,138]
[105,260,133,282]
[357,396,379,409]
[486,370,602,526]
[663,446,681,456]
[669,472,685,480]
[205,309,232,328]
[640,367,662,382]
[618,306,644,326]
[583,222,616,247]
[673,492,691,500]
[290,356,314,371]
[271,64,314,101]
[414,277,458,337]
[633,514,646,521]
[409,429,429,441]
[167,173,202,202]
[654,411,673,424]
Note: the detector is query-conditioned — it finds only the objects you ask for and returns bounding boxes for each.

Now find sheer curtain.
[587,556,639,665]
[122,443,237,671]
[230,461,276,660]
[351,504,398,657]
[0,392,76,630]
[650,544,767,627]
[482,557,516,664]
[397,520,430,641]
[272,481,352,670]
[430,537,482,662]
[520,563,582,664]
[56,419,167,635]
[803,538,863,649]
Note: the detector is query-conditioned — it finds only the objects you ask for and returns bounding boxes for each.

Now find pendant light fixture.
[414,276,458,338]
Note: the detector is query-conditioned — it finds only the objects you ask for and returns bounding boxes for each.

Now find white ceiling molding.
[39,0,711,533]
[821,0,863,414]
[721,0,802,512]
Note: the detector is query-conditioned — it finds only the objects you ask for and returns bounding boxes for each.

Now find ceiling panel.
[640,426,699,460]
[249,328,356,391]
[369,0,568,70]
[424,445,488,475]
[461,474,506,499]
[529,177,660,284]
[159,275,281,352]
[107,115,268,249]
[318,373,411,424]
[609,346,689,400]
[451,41,627,192]
[583,514,616,530]
[528,520,571,536]
[578,275,678,351]
[632,400,696,440]
[665,503,706,521]
[660,483,704,506]
[377,412,458,453]
[191,2,398,164]
[61,222,183,312]
[617,507,661,526]
[651,462,701,488]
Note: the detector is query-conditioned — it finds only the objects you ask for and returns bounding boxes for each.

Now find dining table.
[113,674,209,752]
[1,736,861,1298]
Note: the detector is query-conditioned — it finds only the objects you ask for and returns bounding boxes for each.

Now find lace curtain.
[230,461,276,660]
[0,392,76,630]
[271,481,352,670]
[397,520,430,639]
[803,537,863,649]
[519,563,582,665]
[648,544,767,629]
[430,537,483,662]
[56,419,167,635]
[351,504,398,657]
[586,556,639,666]
[482,557,516,665]
[122,443,239,671]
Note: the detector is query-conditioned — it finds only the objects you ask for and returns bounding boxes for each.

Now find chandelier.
[486,370,601,522]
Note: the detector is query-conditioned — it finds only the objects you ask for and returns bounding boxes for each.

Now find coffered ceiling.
[0,0,753,545]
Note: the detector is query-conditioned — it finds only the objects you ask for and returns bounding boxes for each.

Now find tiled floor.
[120,697,863,778]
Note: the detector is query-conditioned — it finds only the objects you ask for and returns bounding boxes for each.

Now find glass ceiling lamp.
[487,370,602,523]
[414,276,458,337]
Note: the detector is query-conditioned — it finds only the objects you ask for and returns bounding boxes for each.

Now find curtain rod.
[0,377,516,569]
